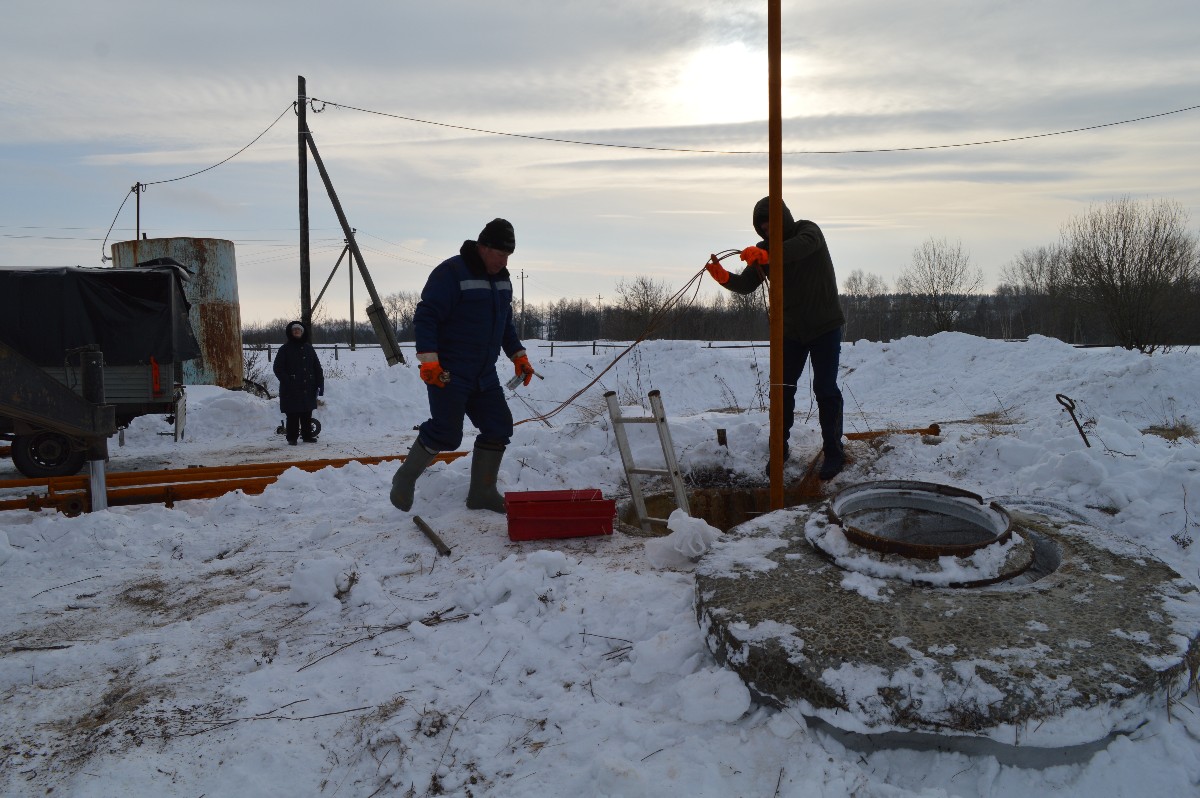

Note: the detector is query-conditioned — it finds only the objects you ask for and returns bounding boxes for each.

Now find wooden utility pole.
[768,0,784,510]
[294,77,403,364]
[298,75,312,329]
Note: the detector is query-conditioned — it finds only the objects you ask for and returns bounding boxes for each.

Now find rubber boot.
[817,396,845,480]
[390,440,438,511]
[465,446,507,513]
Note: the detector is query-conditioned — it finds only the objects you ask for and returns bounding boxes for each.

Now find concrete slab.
[695,491,1200,748]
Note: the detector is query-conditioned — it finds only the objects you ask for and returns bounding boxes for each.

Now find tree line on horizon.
[243,197,1200,354]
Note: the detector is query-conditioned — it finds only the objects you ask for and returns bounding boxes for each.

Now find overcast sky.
[2,0,1198,325]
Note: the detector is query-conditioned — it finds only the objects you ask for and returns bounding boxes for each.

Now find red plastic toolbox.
[505,489,616,541]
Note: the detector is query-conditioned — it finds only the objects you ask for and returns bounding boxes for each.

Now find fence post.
[592,341,597,355]
[550,341,555,356]
[334,344,339,361]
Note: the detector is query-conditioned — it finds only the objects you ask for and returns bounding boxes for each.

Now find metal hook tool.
[1056,393,1091,448]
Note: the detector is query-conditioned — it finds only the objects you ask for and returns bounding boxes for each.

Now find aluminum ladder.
[605,389,690,534]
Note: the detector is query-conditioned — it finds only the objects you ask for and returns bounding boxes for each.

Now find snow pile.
[1,335,1198,796]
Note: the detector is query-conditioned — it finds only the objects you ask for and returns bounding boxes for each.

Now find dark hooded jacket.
[273,320,324,413]
[720,197,845,342]
[413,241,525,388]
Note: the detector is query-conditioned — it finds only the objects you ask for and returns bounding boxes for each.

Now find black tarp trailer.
[0,264,201,478]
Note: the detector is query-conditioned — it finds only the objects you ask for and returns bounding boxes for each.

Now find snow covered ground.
[2,333,1199,797]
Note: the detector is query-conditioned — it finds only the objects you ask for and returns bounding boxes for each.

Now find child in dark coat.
[272,321,324,444]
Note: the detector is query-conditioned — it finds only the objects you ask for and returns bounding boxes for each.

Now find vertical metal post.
[132,182,143,266]
[80,349,109,512]
[768,0,784,510]
[298,75,312,330]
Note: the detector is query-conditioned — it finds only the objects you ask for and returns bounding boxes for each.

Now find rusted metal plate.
[197,302,244,388]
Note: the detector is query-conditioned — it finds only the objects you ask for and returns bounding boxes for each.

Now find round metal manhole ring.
[827,480,1013,559]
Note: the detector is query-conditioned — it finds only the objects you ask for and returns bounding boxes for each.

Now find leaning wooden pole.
[768,0,784,510]
[298,75,312,329]
[303,130,406,365]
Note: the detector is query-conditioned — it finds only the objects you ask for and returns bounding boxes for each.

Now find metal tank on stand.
[111,237,244,389]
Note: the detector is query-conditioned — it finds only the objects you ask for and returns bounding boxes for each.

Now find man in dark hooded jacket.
[705,197,846,479]
[389,218,535,513]
[272,320,324,445]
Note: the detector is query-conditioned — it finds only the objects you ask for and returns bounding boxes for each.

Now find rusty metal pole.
[298,75,312,330]
[768,0,784,510]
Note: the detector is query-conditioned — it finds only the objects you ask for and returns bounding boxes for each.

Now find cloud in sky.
[2,0,1198,323]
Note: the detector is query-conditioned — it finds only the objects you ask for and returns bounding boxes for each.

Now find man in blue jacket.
[390,218,535,513]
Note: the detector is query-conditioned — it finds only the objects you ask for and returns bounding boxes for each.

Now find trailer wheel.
[11,432,86,478]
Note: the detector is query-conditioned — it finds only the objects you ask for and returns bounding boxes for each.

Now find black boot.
[817,395,844,480]
[466,445,507,513]
[390,440,438,511]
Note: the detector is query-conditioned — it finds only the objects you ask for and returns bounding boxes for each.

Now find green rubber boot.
[465,445,507,513]
[390,440,438,511]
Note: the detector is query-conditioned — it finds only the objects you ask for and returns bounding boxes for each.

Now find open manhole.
[826,480,1012,558]
[619,483,824,536]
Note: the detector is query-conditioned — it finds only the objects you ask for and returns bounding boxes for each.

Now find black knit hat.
[478,218,516,253]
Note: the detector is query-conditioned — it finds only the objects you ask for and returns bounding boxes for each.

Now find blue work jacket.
[413,241,524,386]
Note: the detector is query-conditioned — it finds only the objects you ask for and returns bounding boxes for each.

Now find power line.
[141,104,295,187]
[100,104,295,261]
[308,98,1200,155]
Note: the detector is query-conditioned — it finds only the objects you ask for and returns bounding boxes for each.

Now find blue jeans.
[781,326,843,456]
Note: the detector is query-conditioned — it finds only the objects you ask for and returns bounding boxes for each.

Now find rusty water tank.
[111,237,244,389]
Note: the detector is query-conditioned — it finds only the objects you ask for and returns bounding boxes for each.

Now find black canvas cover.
[0,266,201,367]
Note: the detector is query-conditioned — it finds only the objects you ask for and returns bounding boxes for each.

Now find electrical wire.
[515,257,723,427]
[308,98,1200,156]
[141,104,295,187]
[100,104,295,261]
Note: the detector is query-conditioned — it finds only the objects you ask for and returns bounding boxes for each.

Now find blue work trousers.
[418,377,513,453]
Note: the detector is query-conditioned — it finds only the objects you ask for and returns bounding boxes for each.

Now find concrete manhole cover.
[695,481,1200,749]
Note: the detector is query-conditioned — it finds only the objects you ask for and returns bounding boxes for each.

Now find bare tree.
[998,245,1080,340]
[841,269,891,341]
[896,238,983,333]
[1061,196,1200,353]
[842,269,888,298]
[611,276,671,339]
[381,290,420,341]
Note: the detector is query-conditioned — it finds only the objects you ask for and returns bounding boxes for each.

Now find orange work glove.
[705,257,730,285]
[419,360,449,387]
[740,246,769,265]
[512,352,535,387]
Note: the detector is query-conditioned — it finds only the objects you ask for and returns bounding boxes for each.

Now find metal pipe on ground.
[844,424,940,441]
[0,451,468,514]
